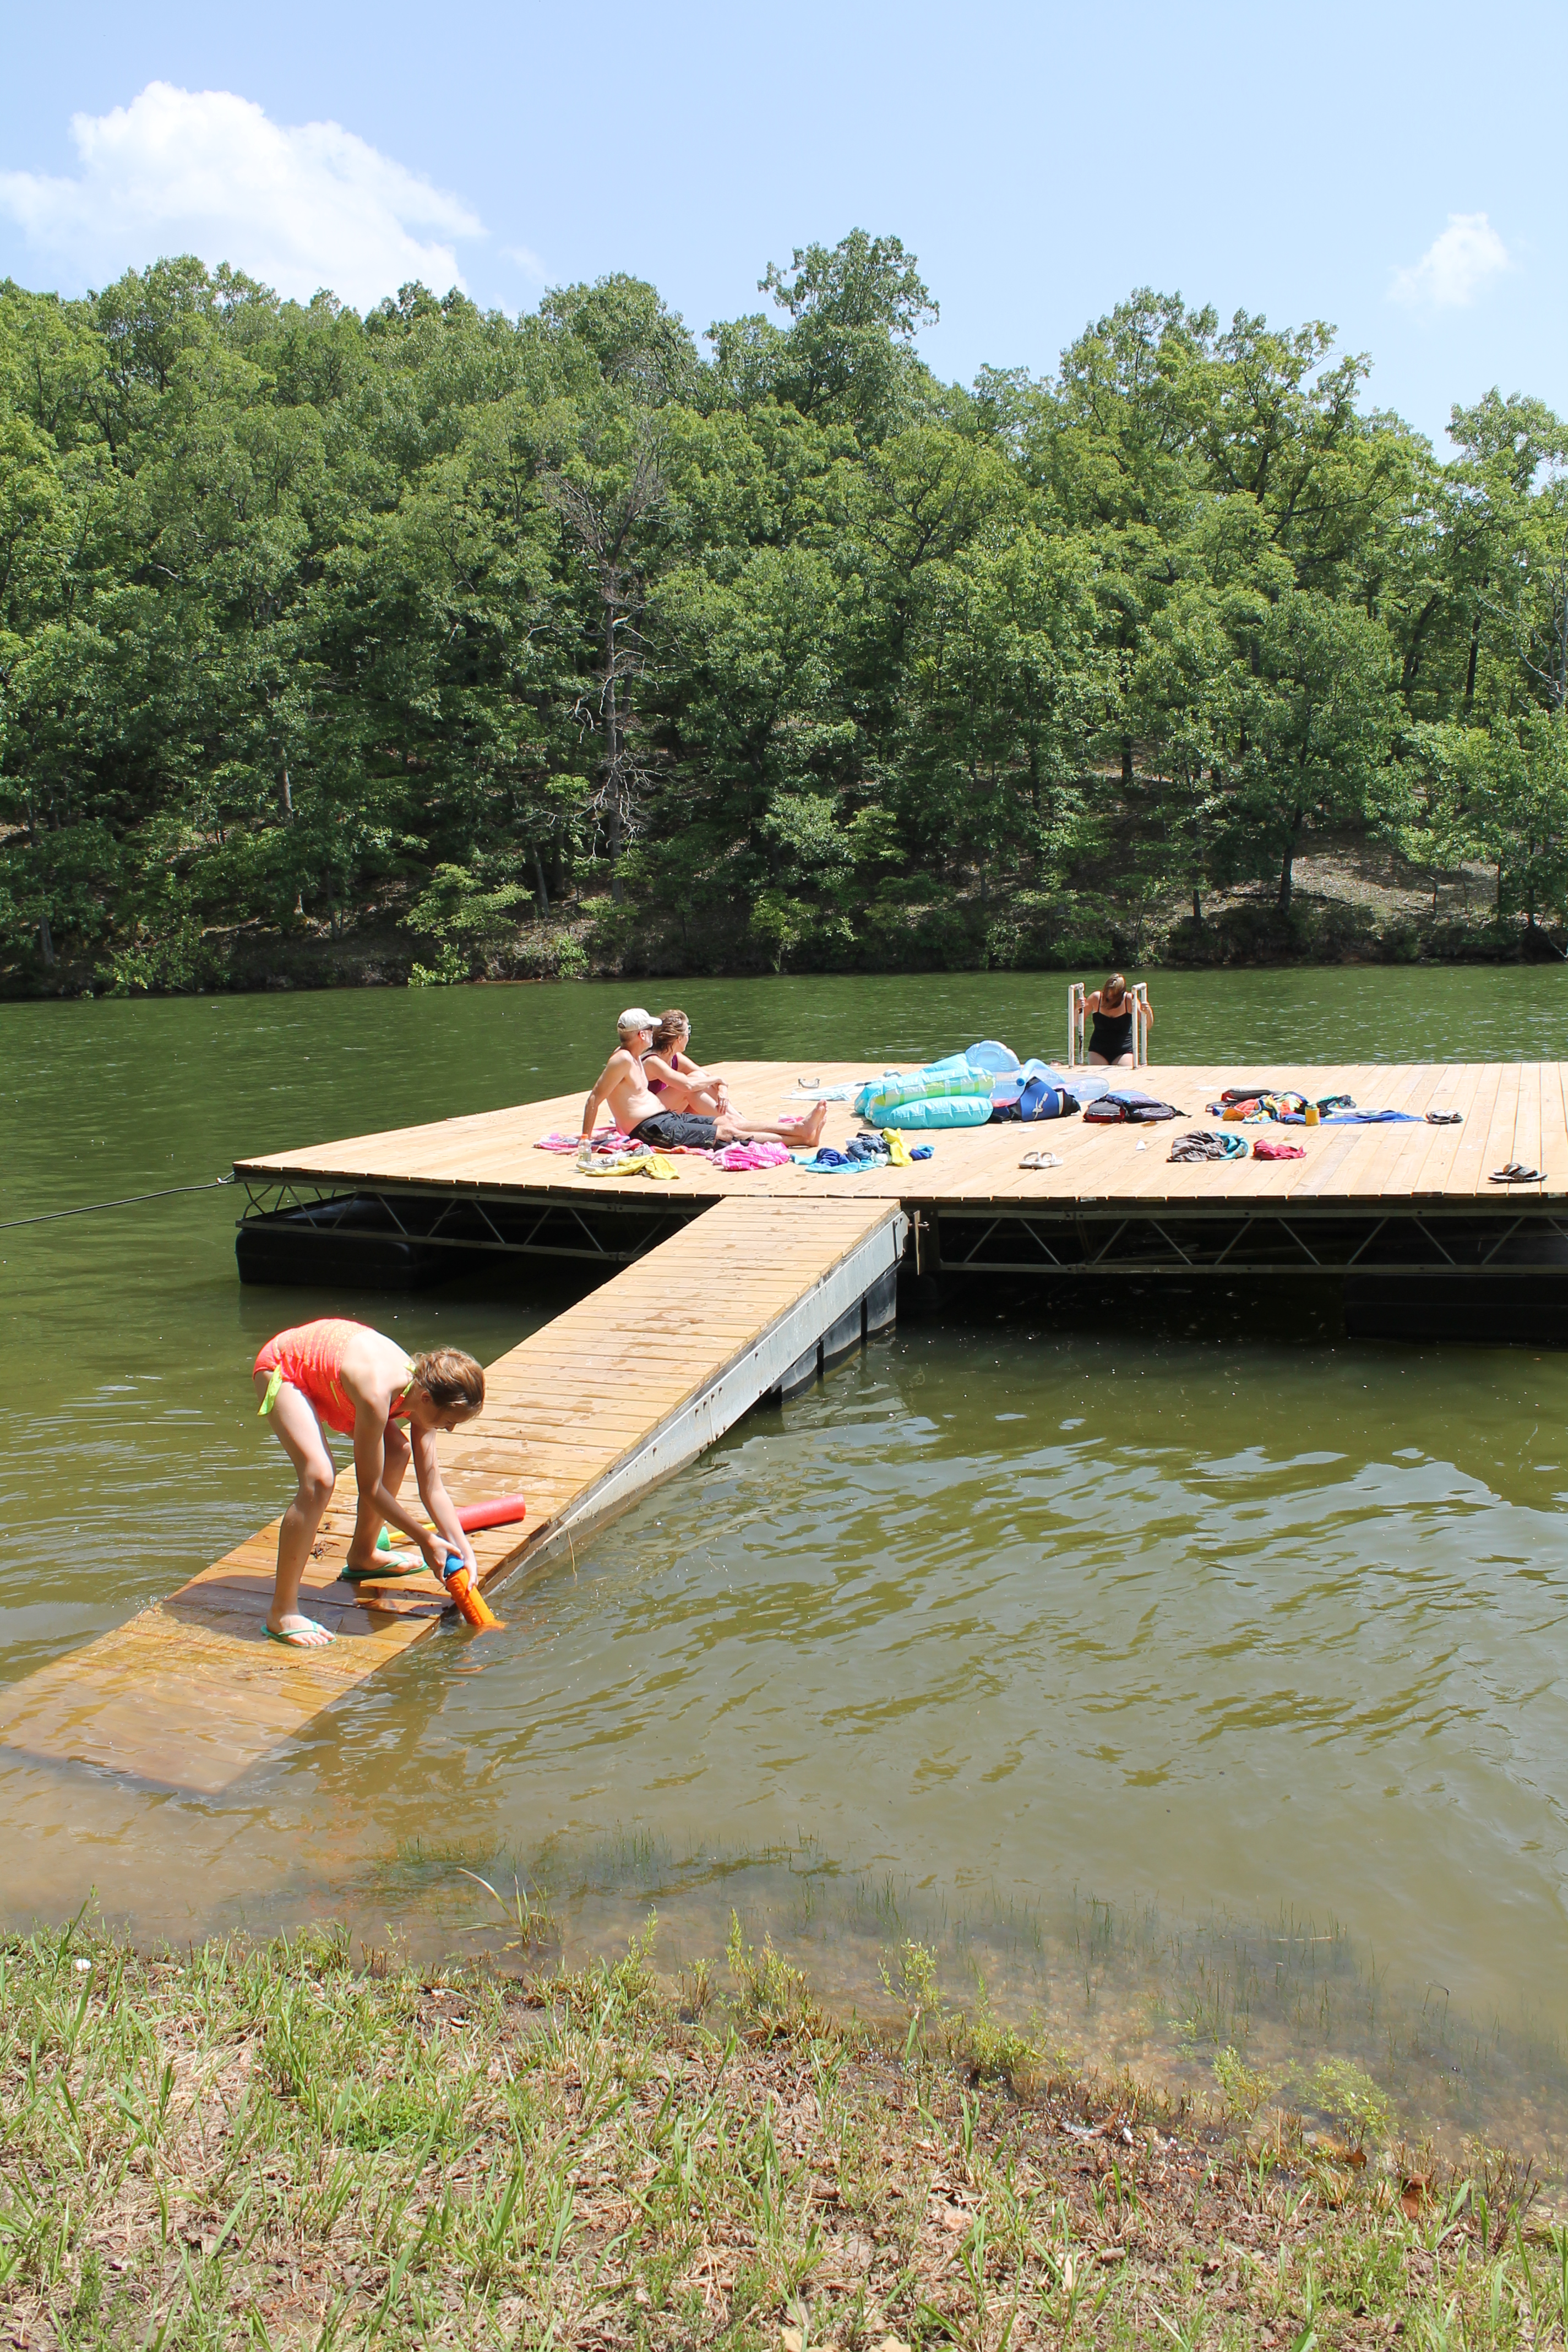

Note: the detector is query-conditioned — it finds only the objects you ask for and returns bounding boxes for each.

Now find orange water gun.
[441,1553,501,1631]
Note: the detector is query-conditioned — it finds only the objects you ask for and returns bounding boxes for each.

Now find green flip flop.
[264,1621,336,1648]
[341,1558,424,1583]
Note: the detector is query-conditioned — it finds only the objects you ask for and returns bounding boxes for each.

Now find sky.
[0,0,1561,452]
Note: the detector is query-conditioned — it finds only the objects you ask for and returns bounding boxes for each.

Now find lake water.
[4,968,1568,2157]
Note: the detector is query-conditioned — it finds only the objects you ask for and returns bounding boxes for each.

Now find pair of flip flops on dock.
[1490,1162,1547,1184]
[1019,1148,1062,1170]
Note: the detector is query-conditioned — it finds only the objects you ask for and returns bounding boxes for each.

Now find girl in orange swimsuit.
[252,1318,485,1648]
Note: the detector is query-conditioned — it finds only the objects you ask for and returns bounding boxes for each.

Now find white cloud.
[1390,211,1511,310]
[0,82,483,308]
[501,243,549,282]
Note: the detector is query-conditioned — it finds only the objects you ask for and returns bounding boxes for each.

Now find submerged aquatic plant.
[453,1865,554,1956]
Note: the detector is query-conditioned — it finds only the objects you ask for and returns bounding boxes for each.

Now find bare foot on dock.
[265,1613,336,1649]
[781,1102,827,1147]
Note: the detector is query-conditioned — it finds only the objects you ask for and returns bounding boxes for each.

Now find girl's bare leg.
[346,1423,411,1571]
[657,1080,731,1117]
[254,1374,337,1646]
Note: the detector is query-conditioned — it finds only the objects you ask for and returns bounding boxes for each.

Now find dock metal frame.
[932,1201,1568,1278]
[239,1177,1568,1289]
[236,1176,702,1266]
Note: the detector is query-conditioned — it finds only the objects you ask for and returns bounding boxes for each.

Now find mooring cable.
[0,1175,236,1232]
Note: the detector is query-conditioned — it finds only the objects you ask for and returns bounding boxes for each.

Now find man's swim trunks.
[631,1111,719,1150]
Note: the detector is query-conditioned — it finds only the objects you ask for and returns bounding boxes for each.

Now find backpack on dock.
[992,1076,1079,1123]
[1083,1090,1184,1124]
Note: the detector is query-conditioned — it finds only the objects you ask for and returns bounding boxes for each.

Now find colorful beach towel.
[710,1141,793,1171]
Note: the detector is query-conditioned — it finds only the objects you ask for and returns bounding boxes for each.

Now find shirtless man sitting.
[577,1008,827,1163]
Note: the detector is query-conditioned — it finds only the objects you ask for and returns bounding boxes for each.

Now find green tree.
[1235,587,1398,913]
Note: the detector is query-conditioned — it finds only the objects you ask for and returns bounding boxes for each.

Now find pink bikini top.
[643,1047,694,1099]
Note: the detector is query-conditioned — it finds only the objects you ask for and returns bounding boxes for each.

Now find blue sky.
[1,0,1561,451]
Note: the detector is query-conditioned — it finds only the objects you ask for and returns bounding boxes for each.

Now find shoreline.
[3,1919,1560,2348]
[3,930,1562,1004]
[4,849,1564,1003]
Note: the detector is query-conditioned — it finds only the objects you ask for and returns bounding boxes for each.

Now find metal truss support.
[932,1205,1568,1280]
[237,1181,701,1266]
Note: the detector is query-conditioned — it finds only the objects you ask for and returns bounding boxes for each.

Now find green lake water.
[3,968,1568,2155]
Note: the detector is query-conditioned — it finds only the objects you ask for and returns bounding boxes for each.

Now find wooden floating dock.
[8,1055,1566,1795]
[0,1194,903,1793]
[231,1059,1568,1210]
[231,1059,1568,1275]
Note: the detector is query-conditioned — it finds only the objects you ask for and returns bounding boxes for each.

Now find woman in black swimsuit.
[1085,972,1153,1067]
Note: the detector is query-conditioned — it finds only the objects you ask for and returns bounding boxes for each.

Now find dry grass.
[1,1911,1563,2349]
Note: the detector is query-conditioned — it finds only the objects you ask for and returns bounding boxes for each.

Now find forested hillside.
[2,233,1566,993]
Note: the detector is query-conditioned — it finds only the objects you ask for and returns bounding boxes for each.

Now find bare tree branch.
[541,423,666,900]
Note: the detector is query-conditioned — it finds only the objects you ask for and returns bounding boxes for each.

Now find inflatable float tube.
[854,1069,994,1117]
[873,1095,994,1130]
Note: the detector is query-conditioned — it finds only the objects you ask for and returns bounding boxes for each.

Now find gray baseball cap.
[617,1005,656,1035]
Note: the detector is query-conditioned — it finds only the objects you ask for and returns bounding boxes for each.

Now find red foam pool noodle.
[455,1495,527,1533]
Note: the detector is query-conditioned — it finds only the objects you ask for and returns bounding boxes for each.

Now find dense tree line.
[2,234,1566,989]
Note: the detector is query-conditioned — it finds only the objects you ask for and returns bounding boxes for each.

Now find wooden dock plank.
[1342,1065,1445,1200]
[1540,1060,1568,1199]
[1406,1062,1488,1196]
[1471,1061,1525,1197]
[1511,1064,1545,1194]
[1458,1059,1509,1179]
[1289,1065,1431,1202]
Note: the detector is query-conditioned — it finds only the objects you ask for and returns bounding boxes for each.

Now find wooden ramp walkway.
[0,1196,903,1795]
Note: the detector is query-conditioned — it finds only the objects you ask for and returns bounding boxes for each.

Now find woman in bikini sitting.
[252,1318,485,1648]
[642,1010,732,1115]
[1084,972,1154,1067]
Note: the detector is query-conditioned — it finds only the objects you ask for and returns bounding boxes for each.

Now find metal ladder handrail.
[1066,981,1148,1068]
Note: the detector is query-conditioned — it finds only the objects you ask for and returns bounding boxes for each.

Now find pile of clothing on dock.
[1167,1129,1307,1162]
[1168,1130,1248,1163]
[1202,1085,1455,1126]
[1204,1086,1352,1123]
[795,1131,935,1174]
